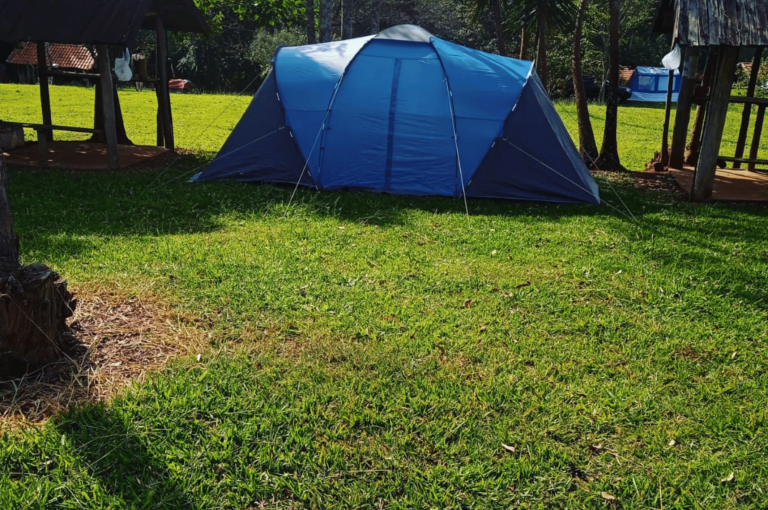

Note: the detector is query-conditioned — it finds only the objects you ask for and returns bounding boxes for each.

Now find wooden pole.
[686,46,718,166]
[748,104,766,171]
[661,67,676,167]
[156,16,174,151]
[96,44,120,170]
[733,48,763,168]
[670,46,699,169]
[693,46,740,201]
[35,42,53,142]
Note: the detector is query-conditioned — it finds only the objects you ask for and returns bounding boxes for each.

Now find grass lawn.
[1,84,768,509]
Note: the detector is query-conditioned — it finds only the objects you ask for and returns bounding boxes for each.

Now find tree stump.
[0,154,76,378]
[0,264,76,377]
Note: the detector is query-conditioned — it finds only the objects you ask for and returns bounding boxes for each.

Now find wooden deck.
[670,166,768,201]
[2,142,169,170]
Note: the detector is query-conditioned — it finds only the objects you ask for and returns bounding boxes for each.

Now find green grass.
[2,84,768,509]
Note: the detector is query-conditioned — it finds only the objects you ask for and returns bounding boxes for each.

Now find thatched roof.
[0,0,207,46]
[653,0,768,47]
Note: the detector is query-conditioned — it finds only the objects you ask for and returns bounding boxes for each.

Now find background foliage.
[150,0,671,94]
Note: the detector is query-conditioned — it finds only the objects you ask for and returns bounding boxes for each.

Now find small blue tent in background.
[193,25,600,205]
[626,67,681,102]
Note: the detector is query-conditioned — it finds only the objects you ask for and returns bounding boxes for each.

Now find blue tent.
[626,67,681,102]
[193,25,600,205]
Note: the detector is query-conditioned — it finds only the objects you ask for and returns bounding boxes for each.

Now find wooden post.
[36,42,53,142]
[693,46,740,201]
[686,46,718,166]
[670,46,699,169]
[156,16,174,151]
[733,48,763,168]
[97,44,120,170]
[748,104,766,171]
[661,67,676,167]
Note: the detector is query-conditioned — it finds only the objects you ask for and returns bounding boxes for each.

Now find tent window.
[638,75,655,91]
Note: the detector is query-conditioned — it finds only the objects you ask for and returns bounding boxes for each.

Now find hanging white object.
[114,48,133,82]
[662,44,681,70]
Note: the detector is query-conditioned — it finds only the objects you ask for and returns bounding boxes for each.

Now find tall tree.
[342,0,354,39]
[535,0,548,88]
[571,0,597,163]
[306,0,316,43]
[509,0,575,92]
[472,0,507,56]
[594,0,624,170]
[319,0,332,41]
[370,0,381,34]
[519,25,529,60]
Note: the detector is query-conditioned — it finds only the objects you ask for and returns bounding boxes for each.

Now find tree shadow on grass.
[52,403,196,508]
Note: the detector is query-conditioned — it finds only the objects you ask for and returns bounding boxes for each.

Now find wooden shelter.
[653,0,768,200]
[0,0,207,169]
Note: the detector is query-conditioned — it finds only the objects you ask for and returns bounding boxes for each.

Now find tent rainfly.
[193,25,600,204]
[626,67,682,102]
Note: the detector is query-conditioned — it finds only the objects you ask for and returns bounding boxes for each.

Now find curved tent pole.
[287,70,348,209]
[430,41,470,222]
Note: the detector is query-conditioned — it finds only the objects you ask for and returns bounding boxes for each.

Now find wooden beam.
[733,48,763,168]
[661,67,676,167]
[670,46,699,169]
[36,42,53,142]
[96,44,120,170]
[686,47,718,166]
[748,104,766,171]
[156,16,174,151]
[693,46,740,201]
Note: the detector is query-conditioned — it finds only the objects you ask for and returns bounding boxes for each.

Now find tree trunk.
[594,0,624,170]
[370,0,381,34]
[490,0,506,56]
[0,154,76,378]
[535,1,548,92]
[0,155,18,275]
[572,0,598,164]
[342,0,353,39]
[306,0,317,44]
[519,26,529,60]
[319,0,332,42]
[91,80,133,146]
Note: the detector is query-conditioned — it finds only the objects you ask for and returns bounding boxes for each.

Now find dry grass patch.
[0,284,206,430]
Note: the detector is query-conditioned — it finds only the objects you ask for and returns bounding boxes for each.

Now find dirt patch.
[0,285,206,431]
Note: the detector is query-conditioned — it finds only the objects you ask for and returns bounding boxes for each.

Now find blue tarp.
[626,66,681,102]
[194,25,600,205]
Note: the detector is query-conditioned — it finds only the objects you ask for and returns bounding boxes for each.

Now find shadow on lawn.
[53,403,195,507]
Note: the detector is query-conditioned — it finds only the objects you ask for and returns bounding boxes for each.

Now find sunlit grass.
[1,84,767,509]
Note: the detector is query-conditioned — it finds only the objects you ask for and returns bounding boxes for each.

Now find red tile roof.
[6,42,95,71]
[619,68,634,84]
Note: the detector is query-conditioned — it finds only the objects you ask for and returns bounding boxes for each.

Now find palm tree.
[572,0,597,163]
[472,0,508,56]
[509,0,576,91]
[593,0,624,170]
